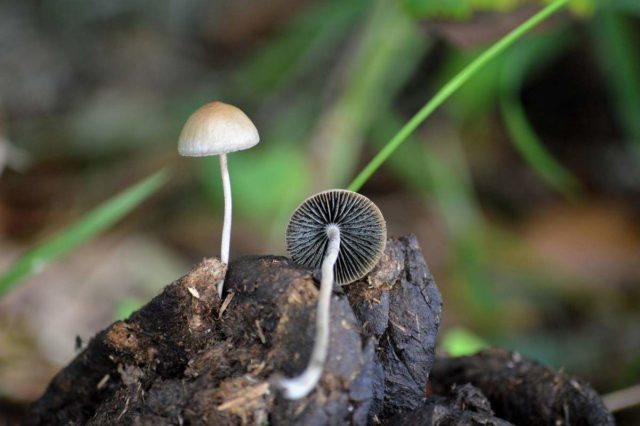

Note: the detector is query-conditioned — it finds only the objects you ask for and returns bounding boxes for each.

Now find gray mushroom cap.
[178,101,259,157]
[286,189,386,285]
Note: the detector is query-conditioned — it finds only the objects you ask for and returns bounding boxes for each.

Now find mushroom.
[178,101,259,296]
[278,189,386,399]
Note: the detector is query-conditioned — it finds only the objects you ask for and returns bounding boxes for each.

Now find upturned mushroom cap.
[178,101,259,157]
[286,189,386,285]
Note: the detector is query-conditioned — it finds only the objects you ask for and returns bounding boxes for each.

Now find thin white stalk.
[278,224,340,399]
[218,153,232,297]
[603,383,640,413]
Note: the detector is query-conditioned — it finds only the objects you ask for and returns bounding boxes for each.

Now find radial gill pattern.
[286,189,387,285]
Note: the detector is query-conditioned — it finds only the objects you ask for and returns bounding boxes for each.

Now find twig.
[96,374,110,390]
[218,292,235,319]
[255,320,267,344]
[216,382,270,411]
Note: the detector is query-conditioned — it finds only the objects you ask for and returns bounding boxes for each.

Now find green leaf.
[114,297,144,320]
[0,169,169,296]
[441,327,489,356]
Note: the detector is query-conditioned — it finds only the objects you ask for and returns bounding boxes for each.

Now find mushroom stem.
[218,152,232,296]
[278,224,340,400]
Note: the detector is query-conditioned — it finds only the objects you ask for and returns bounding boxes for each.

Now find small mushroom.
[278,189,386,399]
[178,101,259,296]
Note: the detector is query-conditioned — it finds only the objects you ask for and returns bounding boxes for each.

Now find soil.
[23,235,613,425]
[430,349,615,426]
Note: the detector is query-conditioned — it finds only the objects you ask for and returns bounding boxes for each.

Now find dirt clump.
[25,235,612,425]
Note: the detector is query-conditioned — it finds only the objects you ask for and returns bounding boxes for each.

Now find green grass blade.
[0,169,169,296]
[499,33,582,197]
[347,0,570,192]
[500,91,581,197]
[591,10,640,159]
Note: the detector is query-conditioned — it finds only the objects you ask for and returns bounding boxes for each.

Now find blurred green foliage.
[199,143,310,245]
[371,111,500,327]
[499,31,583,198]
[403,0,518,19]
[310,0,427,189]
[592,11,640,158]
[234,1,368,97]
[348,0,569,191]
[441,327,490,355]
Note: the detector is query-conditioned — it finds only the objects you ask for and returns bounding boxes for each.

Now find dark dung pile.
[25,235,612,425]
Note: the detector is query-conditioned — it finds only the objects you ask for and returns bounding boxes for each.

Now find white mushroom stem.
[278,224,340,400]
[218,153,232,297]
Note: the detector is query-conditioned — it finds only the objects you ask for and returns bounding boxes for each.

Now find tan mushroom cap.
[178,101,260,157]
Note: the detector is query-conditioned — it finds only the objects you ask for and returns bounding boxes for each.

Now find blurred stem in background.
[499,30,583,199]
[306,0,427,189]
[591,10,640,161]
[233,0,368,99]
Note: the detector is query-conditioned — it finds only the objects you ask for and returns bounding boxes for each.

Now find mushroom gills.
[286,190,386,285]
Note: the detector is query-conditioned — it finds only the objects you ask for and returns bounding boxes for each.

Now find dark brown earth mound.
[430,349,615,426]
[25,235,613,425]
